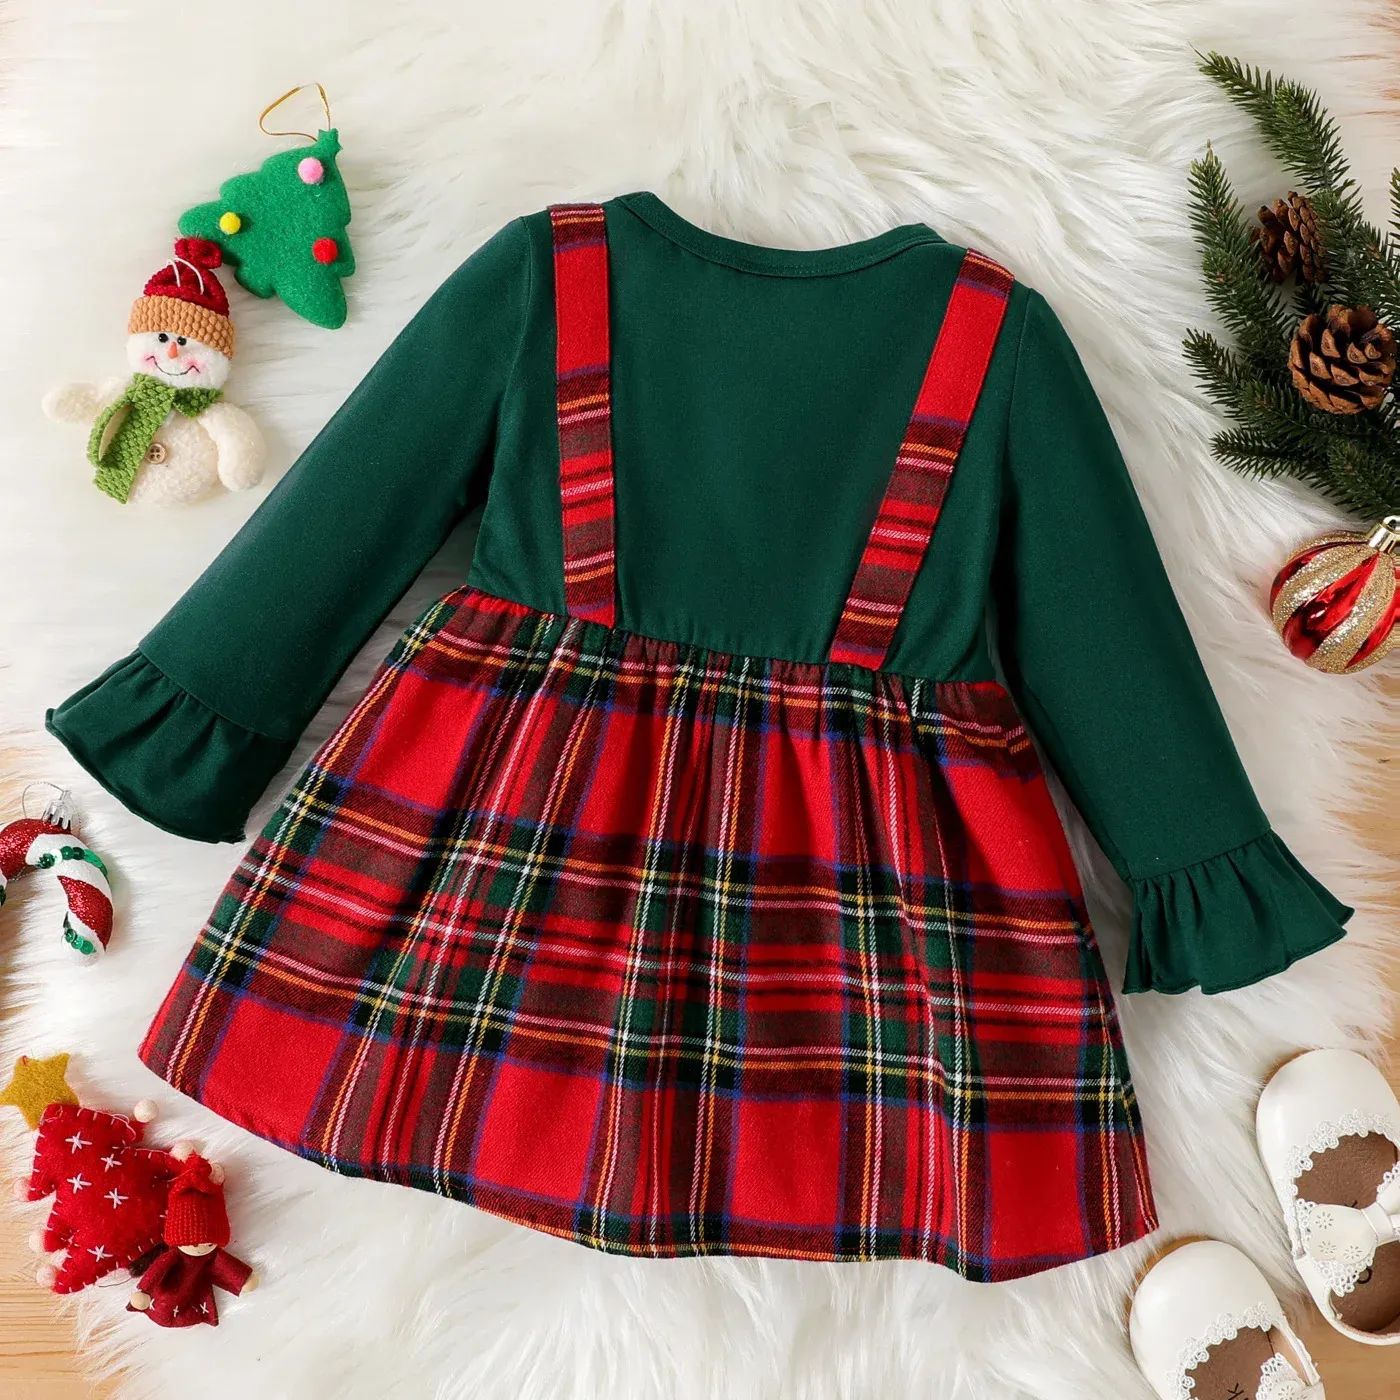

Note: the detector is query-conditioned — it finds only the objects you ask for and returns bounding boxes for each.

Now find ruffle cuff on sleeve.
[1122,831,1353,996]
[46,651,295,844]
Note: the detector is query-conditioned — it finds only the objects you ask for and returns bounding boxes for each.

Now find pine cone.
[1289,306,1397,415]
[1252,192,1325,283]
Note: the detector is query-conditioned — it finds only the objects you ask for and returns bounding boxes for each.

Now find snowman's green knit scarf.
[86,372,222,503]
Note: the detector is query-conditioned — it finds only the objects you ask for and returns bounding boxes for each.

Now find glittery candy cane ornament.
[0,800,113,959]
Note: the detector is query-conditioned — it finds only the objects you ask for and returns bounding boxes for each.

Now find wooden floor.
[0,1213,108,1400]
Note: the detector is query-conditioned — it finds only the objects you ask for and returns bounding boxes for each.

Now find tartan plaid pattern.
[551,204,617,627]
[141,587,1156,1276]
[829,250,1014,669]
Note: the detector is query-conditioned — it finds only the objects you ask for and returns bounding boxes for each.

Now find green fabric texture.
[1124,831,1354,994]
[86,374,222,503]
[47,193,1351,993]
[472,196,1008,675]
[180,129,354,330]
[994,294,1275,878]
[46,652,293,843]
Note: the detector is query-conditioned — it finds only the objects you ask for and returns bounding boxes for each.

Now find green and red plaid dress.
[139,205,1155,1279]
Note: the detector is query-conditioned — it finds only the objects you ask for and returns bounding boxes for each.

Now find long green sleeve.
[49,220,531,842]
[993,292,1350,994]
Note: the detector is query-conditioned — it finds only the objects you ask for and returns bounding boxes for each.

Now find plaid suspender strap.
[828,250,1014,669]
[550,203,617,627]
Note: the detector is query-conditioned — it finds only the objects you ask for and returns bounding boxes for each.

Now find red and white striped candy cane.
[0,818,112,959]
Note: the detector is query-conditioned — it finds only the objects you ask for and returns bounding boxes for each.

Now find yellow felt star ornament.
[0,1053,80,1130]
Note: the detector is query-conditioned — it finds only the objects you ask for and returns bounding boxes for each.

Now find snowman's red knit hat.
[162,1154,231,1249]
[128,238,236,358]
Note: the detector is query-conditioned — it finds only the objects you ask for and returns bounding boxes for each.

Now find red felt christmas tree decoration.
[22,1102,178,1293]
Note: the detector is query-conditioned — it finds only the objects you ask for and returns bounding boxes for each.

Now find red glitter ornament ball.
[1269,516,1400,673]
[311,237,339,265]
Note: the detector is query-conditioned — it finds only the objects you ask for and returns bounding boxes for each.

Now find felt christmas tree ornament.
[0,788,113,959]
[43,238,266,506]
[179,84,355,329]
[17,1096,176,1293]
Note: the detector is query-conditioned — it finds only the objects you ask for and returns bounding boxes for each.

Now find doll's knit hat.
[128,238,236,359]
[163,1155,231,1248]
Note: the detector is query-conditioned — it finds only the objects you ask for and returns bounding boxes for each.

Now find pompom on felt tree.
[179,126,354,330]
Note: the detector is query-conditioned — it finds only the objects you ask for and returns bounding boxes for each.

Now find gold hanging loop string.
[258,83,332,142]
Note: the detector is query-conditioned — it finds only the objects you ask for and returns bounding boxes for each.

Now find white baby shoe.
[1130,1240,1324,1400]
[1257,1048,1400,1344]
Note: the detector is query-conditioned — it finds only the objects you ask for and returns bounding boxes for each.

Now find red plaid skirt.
[141,587,1156,1277]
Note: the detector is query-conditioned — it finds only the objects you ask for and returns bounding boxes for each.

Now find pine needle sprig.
[1186,55,1400,520]
[1212,428,1399,518]
[1183,330,1260,407]
[1387,169,1400,287]
[1290,282,1326,325]
[1321,439,1400,521]
[1187,148,1291,368]
[1196,54,1400,324]
[1211,427,1321,477]
[1196,56,1352,204]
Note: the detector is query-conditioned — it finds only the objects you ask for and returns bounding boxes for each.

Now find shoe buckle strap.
[1300,1197,1400,1273]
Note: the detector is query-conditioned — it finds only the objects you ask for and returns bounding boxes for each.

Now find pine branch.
[1183,332,1302,440]
[1187,148,1291,368]
[1182,330,1255,412]
[1384,168,1400,297]
[1210,427,1319,478]
[1185,330,1394,459]
[1199,54,1400,325]
[1187,55,1400,519]
[1322,438,1400,517]
[1212,429,1399,516]
[1375,388,1400,439]
[1291,281,1326,322]
[1308,190,1400,324]
[1198,55,1354,203]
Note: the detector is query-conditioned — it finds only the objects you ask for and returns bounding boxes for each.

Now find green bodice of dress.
[47,192,1350,994]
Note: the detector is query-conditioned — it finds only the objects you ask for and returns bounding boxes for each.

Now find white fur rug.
[1,4,1396,1398]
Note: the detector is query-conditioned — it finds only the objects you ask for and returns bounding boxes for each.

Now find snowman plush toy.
[44,238,264,506]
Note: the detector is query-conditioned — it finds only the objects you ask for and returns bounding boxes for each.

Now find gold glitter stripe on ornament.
[1352,625,1397,673]
[1310,553,1394,672]
[1269,540,1372,633]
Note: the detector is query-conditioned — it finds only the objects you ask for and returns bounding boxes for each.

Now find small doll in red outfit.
[127,1148,256,1328]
